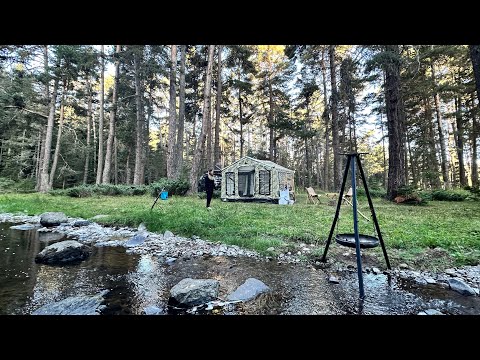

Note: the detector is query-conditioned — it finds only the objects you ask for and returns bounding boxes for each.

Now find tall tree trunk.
[239,89,244,158]
[384,45,406,200]
[96,45,105,184]
[305,103,311,186]
[145,90,152,184]
[167,45,177,179]
[38,78,59,192]
[126,148,132,184]
[92,104,96,178]
[83,80,92,184]
[114,135,118,185]
[133,47,145,185]
[102,45,120,184]
[36,46,50,191]
[431,64,450,189]
[471,94,479,187]
[424,97,440,188]
[34,128,42,182]
[206,90,213,167]
[189,45,214,194]
[470,45,480,187]
[321,49,330,191]
[406,131,417,186]
[470,45,480,105]
[175,45,186,179]
[49,89,65,188]
[381,117,387,188]
[454,97,467,186]
[268,81,275,161]
[214,45,222,167]
[329,45,341,190]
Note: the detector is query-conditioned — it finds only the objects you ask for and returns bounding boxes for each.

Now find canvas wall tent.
[221,156,295,202]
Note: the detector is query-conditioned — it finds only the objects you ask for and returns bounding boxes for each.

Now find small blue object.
[160,191,168,200]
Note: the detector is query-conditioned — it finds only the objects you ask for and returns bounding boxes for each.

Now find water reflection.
[1,221,480,315]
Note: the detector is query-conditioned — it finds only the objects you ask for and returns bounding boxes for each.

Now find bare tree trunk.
[454,97,467,186]
[114,135,118,185]
[36,46,50,191]
[49,89,65,188]
[189,45,214,194]
[469,45,480,187]
[103,45,120,184]
[126,148,132,184]
[329,45,341,190]
[34,128,42,182]
[92,105,96,178]
[239,89,244,158]
[133,47,145,185]
[214,45,222,167]
[470,45,480,105]
[305,104,311,186]
[83,79,92,184]
[472,103,479,187]
[407,131,417,186]
[268,81,275,161]
[381,116,387,189]
[175,45,186,179]
[424,97,440,188]
[431,64,450,189]
[96,45,105,184]
[39,78,59,192]
[207,92,213,167]
[384,45,406,200]
[167,45,177,179]
[321,50,330,191]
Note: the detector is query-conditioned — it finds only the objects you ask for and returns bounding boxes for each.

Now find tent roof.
[222,156,294,173]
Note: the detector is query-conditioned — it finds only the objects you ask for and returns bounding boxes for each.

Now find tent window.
[226,172,235,196]
[259,170,270,195]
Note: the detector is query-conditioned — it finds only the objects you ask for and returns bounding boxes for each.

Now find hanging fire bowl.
[335,233,379,249]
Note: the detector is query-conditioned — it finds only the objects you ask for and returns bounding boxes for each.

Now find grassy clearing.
[1,192,479,267]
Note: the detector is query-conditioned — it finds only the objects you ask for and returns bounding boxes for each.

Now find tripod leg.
[150,193,161,210]
[356,156,391,269]
[321,155,352,262]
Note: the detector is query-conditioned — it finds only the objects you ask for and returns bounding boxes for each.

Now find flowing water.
[1,222,480,315]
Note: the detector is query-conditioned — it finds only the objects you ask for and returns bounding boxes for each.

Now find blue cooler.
[160,191,168,200]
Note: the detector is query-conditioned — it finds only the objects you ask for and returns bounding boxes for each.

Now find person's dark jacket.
[205,174,215,193]
[205,174,215,192]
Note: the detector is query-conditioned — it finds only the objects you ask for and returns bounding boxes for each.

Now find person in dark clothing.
[205,168,215,209]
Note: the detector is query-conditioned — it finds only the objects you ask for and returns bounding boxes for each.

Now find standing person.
[205,168,215,209]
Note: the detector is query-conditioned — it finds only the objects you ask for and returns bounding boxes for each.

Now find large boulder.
[169,278,219,307]
[40,212,68,227]
[227,278,270,302]
[448,278,476,296]
[35,240,91,265]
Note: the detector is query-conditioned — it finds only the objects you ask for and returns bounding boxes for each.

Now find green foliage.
[356,186,387,198]
[431,189,468,201]
[0,178,35,193]
[49,184,150,197]
[150,178,190,197]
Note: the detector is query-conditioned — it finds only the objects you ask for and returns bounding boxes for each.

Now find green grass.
[1,192,479,266]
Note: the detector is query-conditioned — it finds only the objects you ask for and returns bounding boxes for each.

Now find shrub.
[431,189,468,202]
[149,178,190,197]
